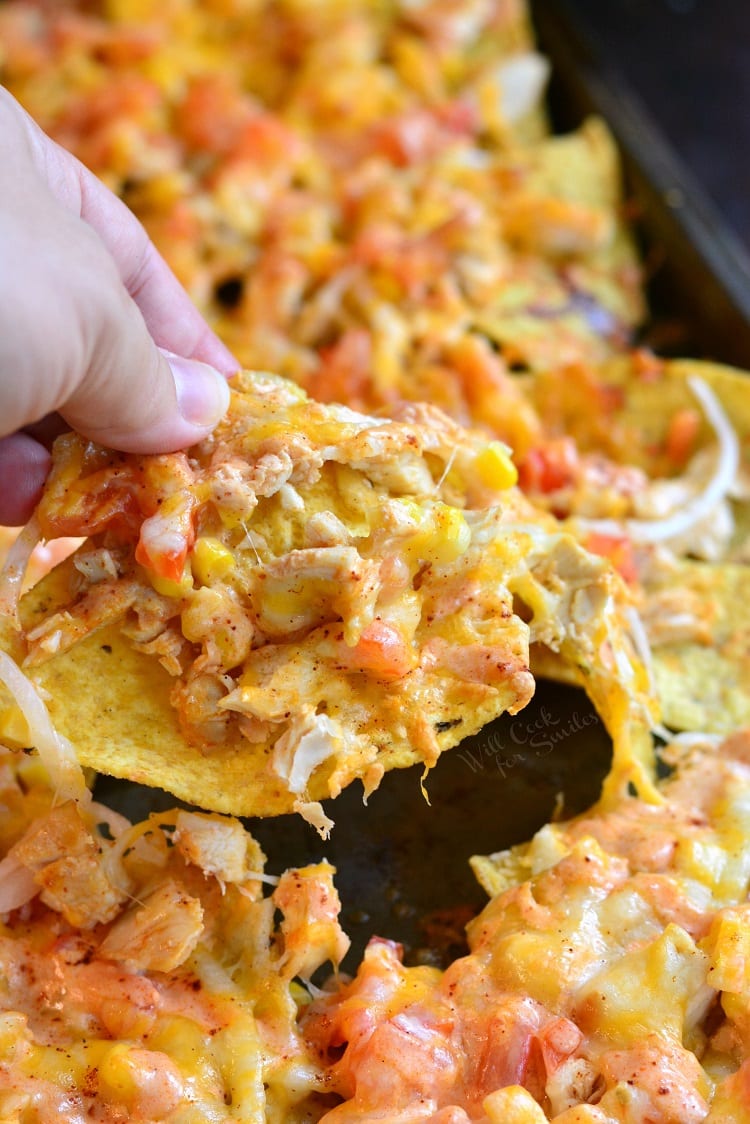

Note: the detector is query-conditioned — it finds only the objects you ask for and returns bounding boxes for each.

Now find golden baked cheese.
[301,731,750,1121]
[0,747,347,1123]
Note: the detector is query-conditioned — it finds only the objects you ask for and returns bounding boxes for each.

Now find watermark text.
[458,706,599,777]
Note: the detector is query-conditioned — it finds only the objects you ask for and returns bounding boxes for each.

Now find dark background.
[557,0,750,252]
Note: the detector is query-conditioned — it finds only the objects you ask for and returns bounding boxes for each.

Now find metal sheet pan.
[531,0,750,369]
[95,3,750,971]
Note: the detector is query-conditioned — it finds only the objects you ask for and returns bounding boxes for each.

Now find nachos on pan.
[0,0,749,1122]
[0,744,347,1121]
[302,730,750,1123]
[0,0,641,446]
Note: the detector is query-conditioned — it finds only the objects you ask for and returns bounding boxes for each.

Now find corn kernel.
[474,441,518,490]
[391,34,441,101]
[192,537,234,586]
[141,173,186,209]
[703,907,750,994]
[98,1044,140,1104]
[483,1085,548,1124]
[431,504,471,564]
[372,269,403,303]
[150,560,194,600]
[0,1012,30,1061]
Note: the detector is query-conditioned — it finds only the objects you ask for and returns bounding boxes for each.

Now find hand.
[0,87,237,526]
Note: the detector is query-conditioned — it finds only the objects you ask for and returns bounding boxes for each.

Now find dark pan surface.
[531,0,750,369]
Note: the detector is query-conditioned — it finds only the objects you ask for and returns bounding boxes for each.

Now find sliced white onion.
[0,516,42,620]
[651,723,723,750]
[89,800,132,838]
[0,852,38,912]
[0,650,88,803]
[611,630,636,685]
[579,377,740,545]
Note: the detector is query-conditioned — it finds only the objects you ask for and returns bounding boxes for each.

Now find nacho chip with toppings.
[0,372,655,826]
[522,357,750,733]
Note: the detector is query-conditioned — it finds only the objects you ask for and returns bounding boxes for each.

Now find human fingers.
[0,432,51,526]
[0,104,230,458]
[1,86,238,376]
[0,215,230,452]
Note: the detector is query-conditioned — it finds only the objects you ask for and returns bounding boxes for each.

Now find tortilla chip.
[525,358,750,735]
[647,561,750,734]
[0,372,655,821]
[476,118,645,373]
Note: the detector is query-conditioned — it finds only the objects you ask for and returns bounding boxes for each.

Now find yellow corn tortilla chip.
[647,561,750,734]
[475,118,645,375]
[527,358,750,735]
[532,560,750,736]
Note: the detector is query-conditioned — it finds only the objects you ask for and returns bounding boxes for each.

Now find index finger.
[5,87,238,377]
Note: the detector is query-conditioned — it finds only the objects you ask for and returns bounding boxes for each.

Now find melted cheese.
[302,734,750,1121]
[0,746,345,1123]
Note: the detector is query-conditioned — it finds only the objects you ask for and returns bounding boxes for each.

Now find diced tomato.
[344,620,416,681]
[535,1016,583,1077]
[134,492,196,583]
[313,329,373,407]
[368,101,475,166]
[632,348,665,383]
[176,75,254,156]
[518,438,579,494]
[235,113,300,167]
[584,532,638,585]
[665,407,701,467]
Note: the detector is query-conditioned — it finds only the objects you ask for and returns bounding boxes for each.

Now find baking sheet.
[531,0,750,368]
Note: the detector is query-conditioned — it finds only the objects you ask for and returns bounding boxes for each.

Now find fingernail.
[163,350,231,427]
